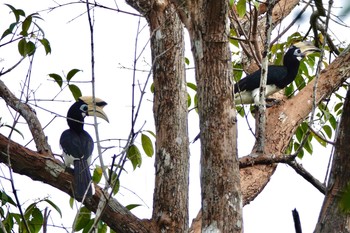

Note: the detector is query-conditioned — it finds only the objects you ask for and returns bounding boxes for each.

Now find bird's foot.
[266,98,280,108]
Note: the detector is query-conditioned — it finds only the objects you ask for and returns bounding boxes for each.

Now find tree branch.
[0,134,157,233]
[0,80,52,155]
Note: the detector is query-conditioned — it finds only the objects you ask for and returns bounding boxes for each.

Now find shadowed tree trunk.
[187,1,242,232]
[148,5,190,233]
[126,1,189,232]
[314,87,350,233]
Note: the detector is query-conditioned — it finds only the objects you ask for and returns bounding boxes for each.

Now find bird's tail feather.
[73,160,92,201]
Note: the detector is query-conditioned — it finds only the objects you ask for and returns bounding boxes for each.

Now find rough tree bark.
[125,1,189,232]
[241,44,350,205]
[1,1,350,232]
[314,82,350,233]
[187,1,243,232]
[149,4,189,233]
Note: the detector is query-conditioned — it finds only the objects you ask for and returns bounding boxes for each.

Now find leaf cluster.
[1,4,51,57]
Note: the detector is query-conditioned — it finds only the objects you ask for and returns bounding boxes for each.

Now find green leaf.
[322,125,332,139]
[141,133,154,157]
[126,204,141,210]
[127,144,142,170]
[74,207,91,231]
[3,212,15,232]
[26,41,36,56]
[313,131,327,147]
[111,176,120,195]
[304,137,313,154]
[82,219,94,233]
[28,207,43,233]
[0,190,17,206]
[329,114,337,130]
[150,82,155,93]
[187,82,197,91]
[334,102,343,113]
[92,165,103,184]
[68,84,82,101]
[1,29,13,40]
[145,130,156,138]
[18,38,26,56]
[236,0,246,17]
[2,124,24,139]
[21,15,32,36]
[39,38,51,55]
[284,84,294,98]
[185,57,190,65]
[5,4,25,22]
[187,93,191,107]
[295,126,303,142]
[44,199,62,218]
[69,197,74,209]
[67,68,81,82]
[48,73,63,88]
[97,221,108,233]
[1,22,17,40]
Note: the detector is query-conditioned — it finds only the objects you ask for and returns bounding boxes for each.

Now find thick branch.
[0,80,52,155]
[0,134,157,233]
[241,44,350,205]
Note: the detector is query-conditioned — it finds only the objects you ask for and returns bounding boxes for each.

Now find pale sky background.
[0,0,348,232]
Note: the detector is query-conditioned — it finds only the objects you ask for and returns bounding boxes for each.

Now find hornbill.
[60,96,108,201]
[234,41,320,105]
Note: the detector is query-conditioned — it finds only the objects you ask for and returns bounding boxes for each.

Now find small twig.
[271,0,312,45]
[238,154,326,194]
[308,125,335,145]
[287,160,326,194]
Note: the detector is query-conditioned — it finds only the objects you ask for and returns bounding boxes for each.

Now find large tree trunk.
[314,87,350,233]
[148,4,190,233]
[188,1,243,232]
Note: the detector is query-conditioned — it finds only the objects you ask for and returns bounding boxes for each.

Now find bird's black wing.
[234,66,288,93]
[60,129,94,201]
[60,129,94,160]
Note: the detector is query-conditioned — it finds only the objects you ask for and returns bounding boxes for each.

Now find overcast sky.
[0,0,349,232]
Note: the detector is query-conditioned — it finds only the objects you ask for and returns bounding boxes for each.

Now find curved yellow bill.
[79,96,109,122]
[294,41,321,56]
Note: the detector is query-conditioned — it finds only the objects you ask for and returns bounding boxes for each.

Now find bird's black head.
[66,96,109,132]
[67,99,89,131]
[284,42,320,64]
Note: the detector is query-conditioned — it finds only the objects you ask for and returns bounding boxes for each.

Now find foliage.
[1,4,51,57]
[0,195,62,233]
[49,68,83,101]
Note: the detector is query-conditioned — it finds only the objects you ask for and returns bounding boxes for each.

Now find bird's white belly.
[234,85,280,105]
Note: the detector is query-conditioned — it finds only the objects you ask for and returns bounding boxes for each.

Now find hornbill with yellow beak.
[234,41,320,105]
[60,96,109,201]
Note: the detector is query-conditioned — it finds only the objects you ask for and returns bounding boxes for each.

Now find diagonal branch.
[0,80,52,155]
[0,134,157,233]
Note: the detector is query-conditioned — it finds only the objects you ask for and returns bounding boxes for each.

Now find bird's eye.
[295,49,302,55]
[80,104,88,112]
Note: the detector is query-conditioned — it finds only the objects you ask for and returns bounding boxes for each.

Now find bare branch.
[0,80,52,155]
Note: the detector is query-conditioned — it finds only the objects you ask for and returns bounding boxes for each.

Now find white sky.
[0,0,348,232]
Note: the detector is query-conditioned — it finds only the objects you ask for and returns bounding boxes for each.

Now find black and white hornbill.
[60,96,108,201]
[234,41,320,105]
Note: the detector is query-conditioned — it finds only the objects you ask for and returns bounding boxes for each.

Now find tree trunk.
[189,1,243,232]
[148,3,190,233]
[314,88,350,233]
